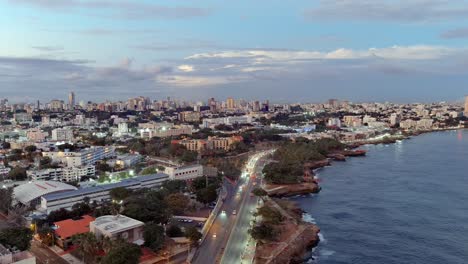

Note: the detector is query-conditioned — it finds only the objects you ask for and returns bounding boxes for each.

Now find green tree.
[72,232,99,263]
[0,227,33,251]
[37,225,54,246]
[249,223,276,241]
[143,223,165,252]
[166,225,183,237]
[123,190,171,223]
[165,193,190,215]
[196,185,218,204]
[162,180,186,194]
[8,167,27,181]
[109,187,132,202]
[185,227,202,247]
[0,187,13,213]
[256,205,283,224]
[24,145,37,153]
[252,187,268,198]
[101,239,141,264]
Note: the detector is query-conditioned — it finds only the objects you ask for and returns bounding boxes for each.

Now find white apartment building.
[43,146,115,167]
[115,154,142,168]
[202,115,252,128]
[400,119,418,130]
[164,164,203,180]
[417,118,434,130]
[327,118,341,127]
[27,165,95,182]
[139,123,192,138]
[51,128,74,141]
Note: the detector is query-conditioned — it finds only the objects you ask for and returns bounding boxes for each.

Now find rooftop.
[54,215,95,239]
[42,173,169,201]
[92,215,143,234]
[14,180,78,204]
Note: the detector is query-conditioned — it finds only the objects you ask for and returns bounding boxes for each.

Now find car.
[232,210,237,215]
[221,210,226,215]
[213,233,217,238]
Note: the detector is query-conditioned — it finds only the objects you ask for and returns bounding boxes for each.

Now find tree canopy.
[143,223,165,252]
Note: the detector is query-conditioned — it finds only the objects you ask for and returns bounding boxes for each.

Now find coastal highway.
[192,151,272,264]
[220,153,271,264]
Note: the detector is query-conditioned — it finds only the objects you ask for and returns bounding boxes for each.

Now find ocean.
[293,130,468,264]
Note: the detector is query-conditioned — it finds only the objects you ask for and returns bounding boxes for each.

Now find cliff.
[254,200,320,264]
[264,182,320,197]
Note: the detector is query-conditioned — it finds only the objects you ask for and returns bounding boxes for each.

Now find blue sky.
[2,0,468,103]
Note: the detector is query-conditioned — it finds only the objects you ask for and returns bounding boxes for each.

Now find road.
[220,153,272,264]
[192,151,273,264]
[30,240,69,264]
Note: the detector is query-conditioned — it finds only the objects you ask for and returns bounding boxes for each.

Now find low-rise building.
[164,164,203,180]
[178,111,201,123]
[139,123,192,138]
[90,215,144,245]
[51,128,74,141]
[115,154,142,168]
[27,165,95,182]
[43,146,115,167]
[172,136,243,153]
[41,173,169,214]
[54,215,96,249]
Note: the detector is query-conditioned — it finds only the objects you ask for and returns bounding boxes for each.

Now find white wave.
[318,232,327,243]
[319,249,336,257]
[302,213,316,224]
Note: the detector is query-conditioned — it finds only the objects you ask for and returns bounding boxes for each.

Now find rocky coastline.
[254,128,464,263]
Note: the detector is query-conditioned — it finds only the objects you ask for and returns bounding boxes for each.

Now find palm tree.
[72,232,99,263]
[100,236,113,254]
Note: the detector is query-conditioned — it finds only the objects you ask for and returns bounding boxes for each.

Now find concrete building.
[115,154,142,168]
[27,165,95,182]
[13,180,78,208]
[164,164,203,180]
[202,115,252,128]
[139,123,192,138]
[178,111,201,123]
[464,95,468,117]
[68,92,75,110]
[43,146,115,167]
[40,173,169,214]
[26,128,48,142]
[90,215,144,245]
[172,136,242,153]
[51,128,74,141]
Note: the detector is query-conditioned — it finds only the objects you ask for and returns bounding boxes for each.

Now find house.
[54,215,96,249]
[90,215,144,245]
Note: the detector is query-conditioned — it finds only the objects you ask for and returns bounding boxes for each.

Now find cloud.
[440,27,468,39]
[2,45,468,102]
[177,65,195,72]
[31,45,64,52]
[304,0,468,22]
[186,46,454,62]
[9,0,211,20]
[0,55,172,100]
[157,75,242,87]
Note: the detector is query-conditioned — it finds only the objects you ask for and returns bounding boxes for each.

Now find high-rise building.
[226,97,235,109]
[464,96,468,116]
[68,91,75,110]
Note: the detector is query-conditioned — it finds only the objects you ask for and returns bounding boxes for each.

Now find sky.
[2,0,468,103]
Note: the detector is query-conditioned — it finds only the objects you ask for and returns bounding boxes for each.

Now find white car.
[213,233,217,238]
[232,210,237,215]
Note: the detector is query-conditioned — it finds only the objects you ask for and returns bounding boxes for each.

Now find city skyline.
[2,0,468,102]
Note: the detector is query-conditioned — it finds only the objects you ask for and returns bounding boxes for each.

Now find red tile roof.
[54,215,96,239]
